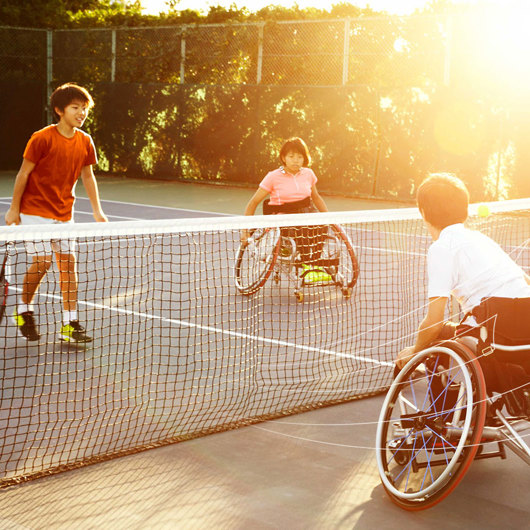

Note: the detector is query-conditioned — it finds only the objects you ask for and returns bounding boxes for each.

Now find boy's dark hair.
[50,83,94,122]
[416,173,469,229]
[279,137,311,166]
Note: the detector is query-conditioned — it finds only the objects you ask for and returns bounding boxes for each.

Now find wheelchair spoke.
[234,227,280,295]
[376,343,487,509]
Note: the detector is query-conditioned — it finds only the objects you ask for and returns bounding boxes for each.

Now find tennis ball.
[477,204,490,218]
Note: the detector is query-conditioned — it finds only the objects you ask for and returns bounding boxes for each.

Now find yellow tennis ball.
[477,204,490,217]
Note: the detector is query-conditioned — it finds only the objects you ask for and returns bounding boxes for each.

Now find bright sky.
[141,0,441,15]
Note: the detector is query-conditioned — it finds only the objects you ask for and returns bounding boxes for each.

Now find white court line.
[0,198,141,222]
[0,197,229,219]
[75,196,229,217]
[74,210,145,221]
[7,285,392,368]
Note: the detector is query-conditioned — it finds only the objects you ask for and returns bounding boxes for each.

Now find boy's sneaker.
[60,320,92,344]
[13,309,40,341]
[300,264,332,283]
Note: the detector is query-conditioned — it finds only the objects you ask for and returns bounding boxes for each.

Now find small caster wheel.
[295,291,304,303]
[342,287,352,299]
[393,449,410,466]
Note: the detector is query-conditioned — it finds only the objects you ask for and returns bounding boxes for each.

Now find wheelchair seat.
[470,297,530,418]
[472,296,530,349]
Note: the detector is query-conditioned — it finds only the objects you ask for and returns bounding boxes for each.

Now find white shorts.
[19,214,76,255]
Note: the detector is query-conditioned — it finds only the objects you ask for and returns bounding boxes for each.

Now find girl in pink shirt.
[243,137,328,216]
[241,137,329,268]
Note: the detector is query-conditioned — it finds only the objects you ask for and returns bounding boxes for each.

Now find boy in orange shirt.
[5,82,107,344]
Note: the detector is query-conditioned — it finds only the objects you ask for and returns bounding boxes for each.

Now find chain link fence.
[0,16,447,86]
[1,14,527,200]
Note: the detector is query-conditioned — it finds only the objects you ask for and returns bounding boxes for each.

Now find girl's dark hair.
[279,137,311,166]
[416,173,469,229]
[50,83,94,122]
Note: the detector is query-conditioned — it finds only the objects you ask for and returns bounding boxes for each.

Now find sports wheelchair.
[376,297,530,510]
[234,222,359,302]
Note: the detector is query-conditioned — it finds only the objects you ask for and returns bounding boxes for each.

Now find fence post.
[257,23,264,84]
[342,18,350,85]
[46,30,53,124]
[111,29,116,82]
[180,28,186,84]
[443,14,452,86]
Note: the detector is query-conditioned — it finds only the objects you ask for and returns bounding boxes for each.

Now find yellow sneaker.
[13,309,40,341]
[300,264,332,283]
[60,320,92,343]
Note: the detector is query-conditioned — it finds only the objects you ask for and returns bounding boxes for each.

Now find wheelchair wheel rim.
[375,346,481,503]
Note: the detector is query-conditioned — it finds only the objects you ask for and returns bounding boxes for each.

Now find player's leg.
[55,242,92,344]
[301,223,359,295]
[14,214,58,341]
[296,226,333,283]
[0,244,10,324]
[13,253,52,341]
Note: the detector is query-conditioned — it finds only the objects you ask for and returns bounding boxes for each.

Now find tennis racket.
[0,243,11,324]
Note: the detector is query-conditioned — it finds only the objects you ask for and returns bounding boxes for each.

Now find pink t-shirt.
[259,167,317,205]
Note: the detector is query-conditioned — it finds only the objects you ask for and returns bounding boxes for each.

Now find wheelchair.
[375,298,530,510]
[234,222,359,302]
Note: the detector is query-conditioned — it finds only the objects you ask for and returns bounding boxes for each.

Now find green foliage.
[0,0,141,28]
[1,3,529,201]
[0,1,380,29]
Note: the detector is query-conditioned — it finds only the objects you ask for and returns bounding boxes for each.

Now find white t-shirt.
[427,223,530,314]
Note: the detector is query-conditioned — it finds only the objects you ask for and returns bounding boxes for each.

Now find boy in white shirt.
[396,173,530,370]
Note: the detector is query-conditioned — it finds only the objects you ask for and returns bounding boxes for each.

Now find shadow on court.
[0,395,527,529]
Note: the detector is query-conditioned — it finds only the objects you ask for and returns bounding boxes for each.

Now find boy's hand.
[93,211,108,222]
[396,346,416,370]
[5,208,20,225]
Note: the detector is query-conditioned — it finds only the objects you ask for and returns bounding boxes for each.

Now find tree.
[0,0,141,28]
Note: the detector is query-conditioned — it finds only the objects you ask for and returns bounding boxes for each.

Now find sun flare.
[469,7,530,80]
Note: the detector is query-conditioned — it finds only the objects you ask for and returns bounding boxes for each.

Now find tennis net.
[0,199,528,486]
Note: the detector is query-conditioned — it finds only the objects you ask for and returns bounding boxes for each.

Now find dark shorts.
[263,198,327,265]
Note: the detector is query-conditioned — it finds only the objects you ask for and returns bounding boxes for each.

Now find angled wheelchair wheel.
[376,341,487,510]
[234,227,280,295]
[324,225,359,293]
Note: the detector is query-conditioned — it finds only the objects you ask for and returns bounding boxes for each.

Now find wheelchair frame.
[376,338,530,510]
[234,224,359,302]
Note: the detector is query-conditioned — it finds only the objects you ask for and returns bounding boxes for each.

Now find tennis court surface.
[0,182,528,529]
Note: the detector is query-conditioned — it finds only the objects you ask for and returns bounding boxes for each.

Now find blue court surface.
[0,191,527,529]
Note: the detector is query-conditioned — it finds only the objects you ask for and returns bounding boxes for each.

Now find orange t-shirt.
[21,125,97,221]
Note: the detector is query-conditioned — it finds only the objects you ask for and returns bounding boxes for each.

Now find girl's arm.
[241,187,269,244]
[5,158,36,225]
[243,187,269,216]
[311,186,328,212]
